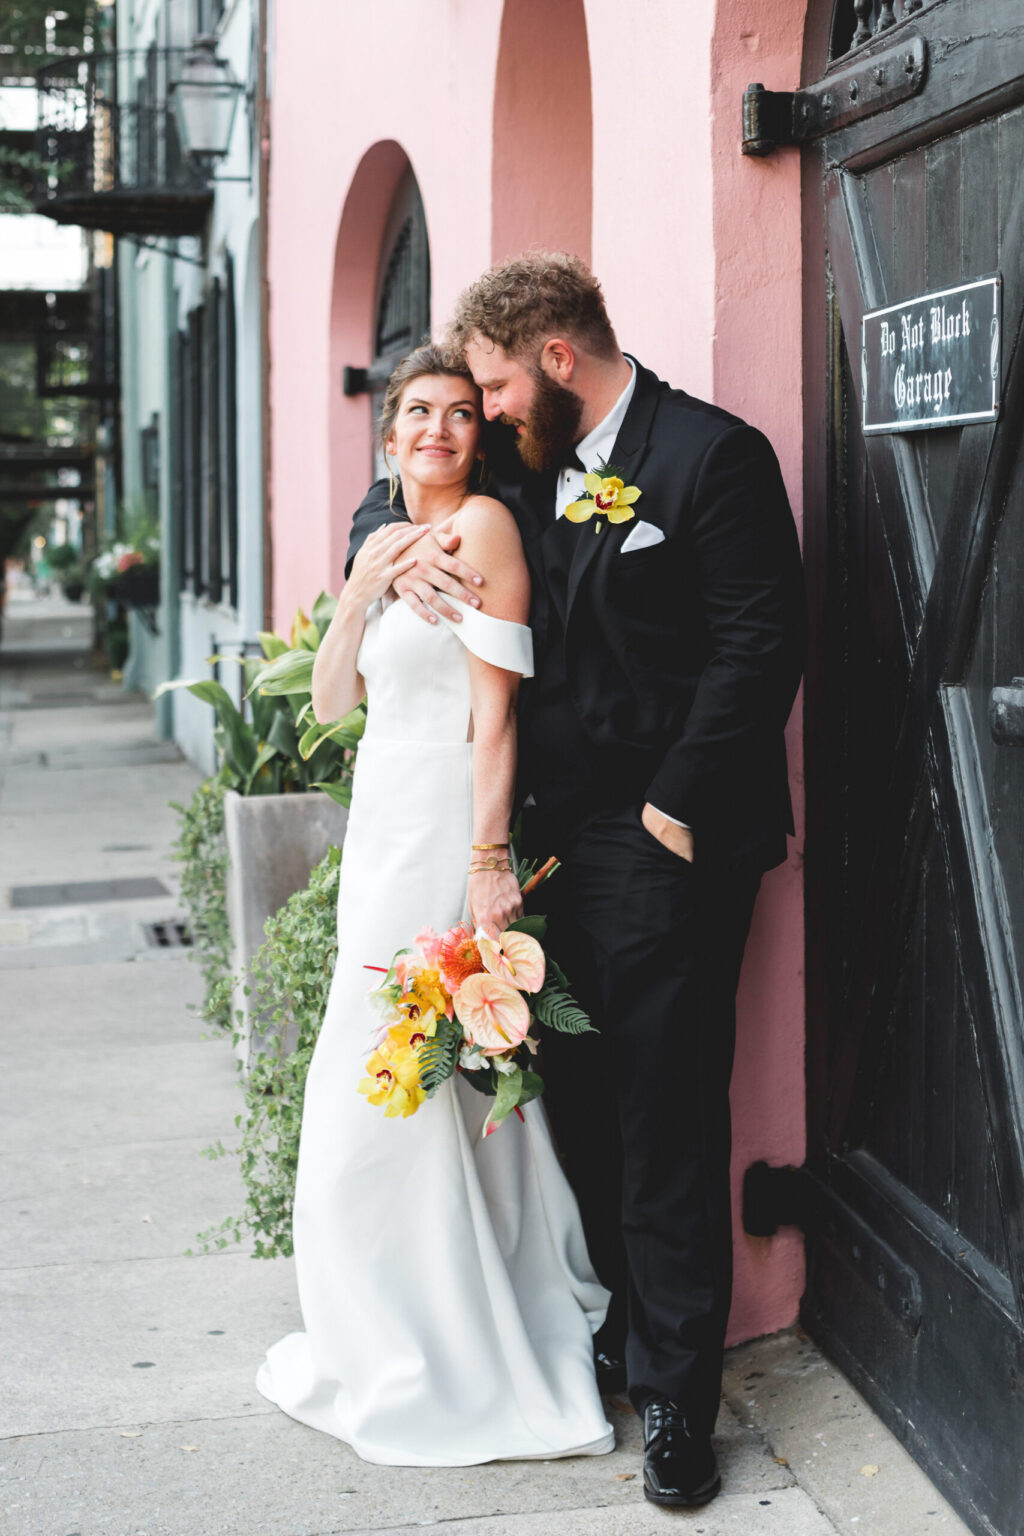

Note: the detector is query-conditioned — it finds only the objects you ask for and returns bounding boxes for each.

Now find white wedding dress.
[256,596,614,1466]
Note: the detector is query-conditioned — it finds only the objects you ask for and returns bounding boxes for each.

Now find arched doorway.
[368,172,430,480]
[491,0,592,264]
[327,143,429,588]
[794,4,1024,1532]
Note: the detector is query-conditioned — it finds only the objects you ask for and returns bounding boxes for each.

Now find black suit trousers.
[524,801,761,1433]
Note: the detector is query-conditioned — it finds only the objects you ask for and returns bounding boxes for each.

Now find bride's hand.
[468,870,523,938]
[346,523,429,606]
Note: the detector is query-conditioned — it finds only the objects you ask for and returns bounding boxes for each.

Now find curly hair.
[447,251,619,363]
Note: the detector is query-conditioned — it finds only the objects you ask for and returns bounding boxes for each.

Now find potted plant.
[47,541,86,601]
[159,593,364,1070]
[90,537,160,608]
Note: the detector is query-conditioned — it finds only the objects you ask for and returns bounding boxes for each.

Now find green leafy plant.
[46,542,80,573]
[156,593,365,801]
[190,843,342,1259]
[169,775,233,1034]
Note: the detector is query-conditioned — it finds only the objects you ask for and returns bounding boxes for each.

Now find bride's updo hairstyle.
[379,343,491,504]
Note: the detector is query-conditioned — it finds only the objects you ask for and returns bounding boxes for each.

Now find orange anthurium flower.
[455,972,530,1054]
[358,1044,426,1118]
[477,929,546,994]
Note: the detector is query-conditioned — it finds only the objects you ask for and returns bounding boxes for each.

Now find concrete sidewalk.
[0,595,970,1536]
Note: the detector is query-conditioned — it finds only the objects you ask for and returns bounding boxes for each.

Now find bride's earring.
[474,453,490,493]
[386,439,399,508]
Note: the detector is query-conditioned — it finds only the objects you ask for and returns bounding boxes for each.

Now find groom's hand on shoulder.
[393,527,485,625]
[642,803,695,863]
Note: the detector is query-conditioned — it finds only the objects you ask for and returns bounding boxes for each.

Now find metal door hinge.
[742,36,928,155]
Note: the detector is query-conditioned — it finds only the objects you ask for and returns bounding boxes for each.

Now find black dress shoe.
[593,1348,627,1395]
[642,1398,721,1507]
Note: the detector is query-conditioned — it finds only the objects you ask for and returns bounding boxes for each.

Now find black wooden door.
[801,4,1024,1533]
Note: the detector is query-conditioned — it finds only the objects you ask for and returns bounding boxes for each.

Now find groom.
[347,252,805,1506]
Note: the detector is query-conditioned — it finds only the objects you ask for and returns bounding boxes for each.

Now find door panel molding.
[934,690,1024,1315]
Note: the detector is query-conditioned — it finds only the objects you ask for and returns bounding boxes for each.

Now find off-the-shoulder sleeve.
[439,597,534,677]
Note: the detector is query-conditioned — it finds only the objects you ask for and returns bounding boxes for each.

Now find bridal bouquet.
[359,860,594,1136]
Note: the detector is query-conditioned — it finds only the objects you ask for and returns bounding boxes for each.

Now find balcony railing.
[832,0,935,62]
[34,48,213,237]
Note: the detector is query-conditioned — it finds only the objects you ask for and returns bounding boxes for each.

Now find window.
[370,173,430,479]
[140,412,160,521]
[174,266,238,603]
[219,256,239,608]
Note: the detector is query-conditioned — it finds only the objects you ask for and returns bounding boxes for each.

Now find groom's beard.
[504,369,585,473]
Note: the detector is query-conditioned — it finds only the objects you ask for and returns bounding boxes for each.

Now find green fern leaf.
[418,1019,463,1095]
[533,982,596,1036]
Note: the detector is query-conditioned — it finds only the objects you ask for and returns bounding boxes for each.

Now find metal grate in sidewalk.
[141,918,193,949]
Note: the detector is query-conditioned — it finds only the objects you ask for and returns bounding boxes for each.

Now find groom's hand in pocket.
[641,802,695,863]
[393,524,485,625]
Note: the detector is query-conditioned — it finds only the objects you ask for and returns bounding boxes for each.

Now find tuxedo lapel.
[565,360,660,619]
[489,447,556,585]
[514,468,559,584]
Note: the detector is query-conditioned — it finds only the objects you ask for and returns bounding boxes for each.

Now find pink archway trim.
[327,140,421,594]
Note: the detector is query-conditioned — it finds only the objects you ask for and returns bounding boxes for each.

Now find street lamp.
[170,36,242,161]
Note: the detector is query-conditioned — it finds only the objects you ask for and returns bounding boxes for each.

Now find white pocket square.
[620,520,665,553]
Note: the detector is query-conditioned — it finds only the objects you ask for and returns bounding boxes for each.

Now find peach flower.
[454,972,530,1055]
[476,928,546,994]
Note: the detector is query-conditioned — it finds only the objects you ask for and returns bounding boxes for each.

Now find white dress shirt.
[555,359,637,520]
[552,360,690,835]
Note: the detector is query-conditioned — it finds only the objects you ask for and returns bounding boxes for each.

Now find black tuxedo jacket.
[346,359,806,869]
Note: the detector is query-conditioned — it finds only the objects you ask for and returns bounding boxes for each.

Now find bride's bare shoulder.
[452,494,520,540]
[451,496,528,618]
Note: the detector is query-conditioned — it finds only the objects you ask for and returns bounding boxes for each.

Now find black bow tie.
[557,451,585,473]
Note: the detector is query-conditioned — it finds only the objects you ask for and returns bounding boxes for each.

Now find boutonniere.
[564,462,642,533]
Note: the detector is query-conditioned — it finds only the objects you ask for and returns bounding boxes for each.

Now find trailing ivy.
[190,843,342,1260]
[170,774,233,1034]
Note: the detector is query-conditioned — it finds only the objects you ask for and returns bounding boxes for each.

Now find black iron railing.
[833,0,933,60]
[36,263,119,400]
[34,48,212,236]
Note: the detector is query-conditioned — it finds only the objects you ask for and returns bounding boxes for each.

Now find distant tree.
[0,3,102,206]
[0,3,98,79]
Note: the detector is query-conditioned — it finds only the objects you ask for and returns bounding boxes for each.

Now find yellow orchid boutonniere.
[564,462,641,534]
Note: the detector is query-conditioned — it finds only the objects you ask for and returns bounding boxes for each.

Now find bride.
[256,344,614,1466]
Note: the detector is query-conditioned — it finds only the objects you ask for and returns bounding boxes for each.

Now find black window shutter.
[220,256,239,610]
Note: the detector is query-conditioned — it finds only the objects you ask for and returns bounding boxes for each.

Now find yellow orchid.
[394,956,452,1022]
[564,471,642,531]
[385,1011,438,1053]
[358,1043,426,1118]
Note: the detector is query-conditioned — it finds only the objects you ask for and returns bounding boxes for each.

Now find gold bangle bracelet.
[472,842,509,850]
[468,861,512,875]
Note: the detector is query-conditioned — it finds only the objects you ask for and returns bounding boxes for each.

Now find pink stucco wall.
[269,0,809,1345]
[711,0,808,1344]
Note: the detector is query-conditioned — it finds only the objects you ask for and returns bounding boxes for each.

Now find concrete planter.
[223,788,348,1072]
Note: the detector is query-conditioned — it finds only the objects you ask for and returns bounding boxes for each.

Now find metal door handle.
[990,678,1024,745]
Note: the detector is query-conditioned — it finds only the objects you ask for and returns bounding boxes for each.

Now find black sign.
[861,274,1001,434]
